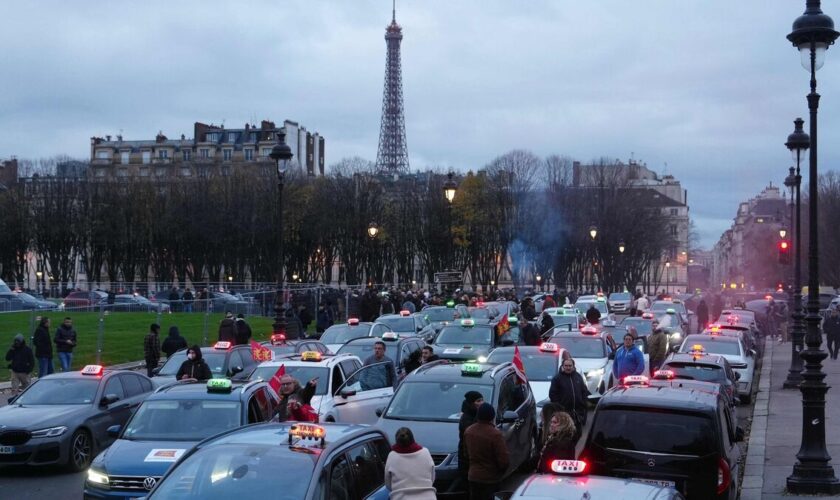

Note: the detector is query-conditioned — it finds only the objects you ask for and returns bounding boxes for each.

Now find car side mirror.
[734,372,741,380]
[608,351,615,360]
[229,366,244,376]
[375,406,385,417]
[500,410,519,423]
[152,367,161,376]
[340,388,357,398]
[101,394,120,407]
[107,425,122,438]
[7,396,16,404]
[493,492,514,500]
[749,349,756,358]
[735,426,745,442]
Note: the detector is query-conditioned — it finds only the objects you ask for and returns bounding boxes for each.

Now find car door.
[90,375,132,448]
[345,440,389,500]
[332,362,394,424]
[495,373,529,471]
[119,374,150,412]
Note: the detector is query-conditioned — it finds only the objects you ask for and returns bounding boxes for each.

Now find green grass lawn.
[0,311,281,381]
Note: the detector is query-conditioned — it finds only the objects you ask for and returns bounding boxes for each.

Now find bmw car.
[431,319,499,362]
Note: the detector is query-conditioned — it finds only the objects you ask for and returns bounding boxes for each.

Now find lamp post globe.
[443,172,458,204]
[618,241,626,254]
[367,221,379,239]
[268,131,294,337]
[786,1,840,494]
[589,225,598,240]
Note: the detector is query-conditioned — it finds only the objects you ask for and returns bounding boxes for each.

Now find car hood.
[377,417,459,455]
[0,404,90,430]
[433,344,491,360]
[93,438,194,477]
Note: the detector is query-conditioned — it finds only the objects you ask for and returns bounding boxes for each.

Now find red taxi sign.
[538,342,559,353]
[581,326,598,335]
[399,309,411,317]
[653,369,675,380]
[550,459,588,474]
[347,318,360,326]
[288,423,326,446]
[213,341,232,350]
[622,375,649,386]
[270,333,287,345]
[641,312,654,319]
[81,365,104,376]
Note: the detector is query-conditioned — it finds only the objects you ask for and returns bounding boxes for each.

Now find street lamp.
[665,261,671,295]
[292,273,299,281]
[269,130,294,337]
[784,118,809,391]
[786,1,840,493]
[589,225,598,240]
[780,228,788,239]
[536,274,542,291]
[443,172,458,272]
[367,221,379,239]
[35,271,43,295]
[618,241,626,254]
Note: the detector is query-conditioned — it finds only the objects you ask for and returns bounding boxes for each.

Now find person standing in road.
[143,323,161,377]
[283,306,304,340]
[825,308,840,360]
[635,293,650,315]
[362,341,397,388]
[613,332,645,383]
[161,326,188,358]
[647,327,669,376]
[457,391,484,493]
[537,411,577,473]
[548,357,590,440]
[696,299,710,331]
[32,316,54,378]
[53,317,77,372]
[6,334,34,394]
[465,403,510,500]
[182,288,194,313]
[176,345,212,381]
[585,304,601,325]
[274,374,318,421]
[217,312,237,343]
[384,427,437,500]
[316,302,333,334]
[234,314,252,345]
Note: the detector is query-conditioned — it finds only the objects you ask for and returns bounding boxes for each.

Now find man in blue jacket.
[613,331,645,383]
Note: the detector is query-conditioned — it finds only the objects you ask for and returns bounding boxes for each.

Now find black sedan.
[111,294,171,313]
[0,292,57,312]
[0,365,154,471]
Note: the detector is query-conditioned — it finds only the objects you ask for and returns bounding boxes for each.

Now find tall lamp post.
[443,172,458,271]
[786,1,840,493]
[588,225,598,290]
[367,221,379,285]
[665,261,671,295]
[269,132,293,337]
[618,241,626,291]
[784,118,809,390]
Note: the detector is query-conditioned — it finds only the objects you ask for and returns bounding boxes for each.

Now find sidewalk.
[740,337,840,500]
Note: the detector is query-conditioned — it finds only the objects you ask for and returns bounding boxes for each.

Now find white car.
[319,318,393,353]
[679,334,756,404]
[608,292,633,314]
[248,352,394,424]
[549,329,615,399]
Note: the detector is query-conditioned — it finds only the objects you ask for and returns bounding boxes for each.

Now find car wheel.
[68,429,93,472]
[740,393,752,405]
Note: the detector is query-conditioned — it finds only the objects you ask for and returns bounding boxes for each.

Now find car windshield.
[590,408,716,456]
[337,343,398,363]
[436,326,493,345]
[385,382,493,421]
[424,308,456,322]
[662,362,725,383]
[550,336,606,358]
[651,302,686,315]
[148,443,314,500]
[681,338,741,356]
[250,366,329,395]
[214,292,237,301]
[486,350,558,381]
[376,317,415,332]
[14,293,39,304]
[123,400,242,441]
[620,318,654,336]
[320,325,369,345]
[609,293,632,301]
[16,378,100,405]
[576,302,607,315]
[467,308,493,320]
[159,352,228,377]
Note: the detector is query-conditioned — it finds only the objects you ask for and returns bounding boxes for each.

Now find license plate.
[633,478,675,488]
[0,446,14,454]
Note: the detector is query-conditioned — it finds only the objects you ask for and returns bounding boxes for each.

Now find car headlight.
[30,426,67,438]
[586,368,605,378]
[87,468,110,486]
[477,356,488,363]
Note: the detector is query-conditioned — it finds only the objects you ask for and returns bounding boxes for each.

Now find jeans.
[828,335,839,360]
[469,481,499,500]
[37,357,54,378]
[58,352,73,372]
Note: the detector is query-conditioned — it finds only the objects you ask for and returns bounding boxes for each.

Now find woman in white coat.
[384,427,436,500]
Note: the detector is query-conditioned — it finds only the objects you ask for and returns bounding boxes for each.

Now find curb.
[738,337,773,500]
[0,359,147,391]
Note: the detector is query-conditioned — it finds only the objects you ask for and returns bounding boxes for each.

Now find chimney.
[245,123,250,130]
[181,134,185,141]
[106,135,111,141]
[116,134,122,142]
[155,131,167,143]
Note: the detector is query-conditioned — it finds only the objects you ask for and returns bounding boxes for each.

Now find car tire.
[68,429,93,472]
[740,393,752,405]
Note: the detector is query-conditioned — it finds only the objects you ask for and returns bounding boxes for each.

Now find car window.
[343,363,393,392]
[719,404,733,449]
[340,360,360,378]
[254,388,274,421]
[103,376,125,400]
[496,374,526,415]
[345,441,386,499]
[326,454,354,500]
[138,376,153,393]
[591,408,716,456]
[247,395,263,424]
[120,374,144,397]
[331,366,345,396]
[238,348,257,369]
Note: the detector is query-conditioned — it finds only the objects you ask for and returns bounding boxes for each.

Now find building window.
[139,167,150,177]
[158,149,168,159]
[221,166,231,176]
[223,149,232,161]
[670,208,678,216]
[206,132,220,142]
[95,168,106,177]
[244,149,254,161]
[200,149,209,159]
[155,167,165,177]
[96,150,109,160]
[261,147,272,158]
[118,168,129,178]
[183,150,191,161]
[228,132,237,143]
[120,152,130,164]
[142,151,151,164]
[670,225,677,236]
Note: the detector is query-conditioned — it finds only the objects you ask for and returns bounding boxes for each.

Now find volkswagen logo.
[647,458,656,468]
[143,477,157,491]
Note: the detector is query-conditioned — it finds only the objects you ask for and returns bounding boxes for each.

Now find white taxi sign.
[81,365,104,376]
[550,459,588,474]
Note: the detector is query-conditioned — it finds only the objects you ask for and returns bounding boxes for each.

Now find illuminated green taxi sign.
[461,363,483,376]
[207,378,233,393]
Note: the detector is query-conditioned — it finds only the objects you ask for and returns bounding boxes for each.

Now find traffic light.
[778,239,791,265]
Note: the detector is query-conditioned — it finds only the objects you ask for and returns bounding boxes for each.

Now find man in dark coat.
[54,317,77,372]
[465,403,510,500]
[696,299,710,331]
[825,308,840,360]
[585,304,601,325]
[316,303,333,333]
[548,356,590,440]
[143,324,161,377]
[6,334,34,393]
[176,345,212,381]
[32,316,54,378]
[161,326,188,358]
[234,314,253,345]
[457,391,484,493]
[217,312,237,343]
[298,305,313,333]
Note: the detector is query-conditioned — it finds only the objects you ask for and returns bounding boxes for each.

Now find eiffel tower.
[375,0,409,175]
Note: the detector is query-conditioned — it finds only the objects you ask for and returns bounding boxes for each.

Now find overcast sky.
[2,1,839,248]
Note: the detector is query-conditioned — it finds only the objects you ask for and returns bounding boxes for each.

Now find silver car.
[679,334,756,404]
[549,330,614,399]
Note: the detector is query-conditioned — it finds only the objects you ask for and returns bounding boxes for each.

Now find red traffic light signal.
[778,239,791,265]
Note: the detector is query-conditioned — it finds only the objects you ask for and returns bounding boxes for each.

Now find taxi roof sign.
[301,351,322,362]
[399,309,411,317]
[446,300,455,308]
[206,378,233,393]
[550,459,588,475]
[213,341,232,350]
[666,308,676,314]
[641,312,654,319]
[288,423,326,446]
[622,375,649,386]
[347,318,360,325]
[653,369,675,380]
[460,319,475,327]
[507,315,519,324]
[81,365,104,376]
[270,333,287,345]
[581,326,598,335]
[461,363,483,376]
[382,332,399,341]
[539,342,559,353]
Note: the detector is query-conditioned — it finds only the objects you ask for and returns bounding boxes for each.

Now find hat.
[13,333,24,343]
[476,402,495,422]
[464,391,484,404]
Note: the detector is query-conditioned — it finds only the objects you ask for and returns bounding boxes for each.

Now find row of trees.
[0,150,689,293]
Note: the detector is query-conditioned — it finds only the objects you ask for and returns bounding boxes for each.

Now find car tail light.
[717,457,731,495]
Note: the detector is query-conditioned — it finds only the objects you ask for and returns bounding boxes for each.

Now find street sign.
[434,271,463,283]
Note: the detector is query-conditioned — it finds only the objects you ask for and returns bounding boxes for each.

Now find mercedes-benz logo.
[647,458,656,468]
[143,477,157,491]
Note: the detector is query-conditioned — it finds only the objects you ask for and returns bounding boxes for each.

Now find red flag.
[497,315,511,336]
[268,364,286,396]
[512,345,527,385]
[250,340,273,362]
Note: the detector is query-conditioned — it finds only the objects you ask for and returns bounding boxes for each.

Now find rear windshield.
[662,362,725,383]
[590,408,716,456]
[423,308,456,322]
[681,339,741,356]
[376,317,415,332]
[620,318,653,336]
[320,325,369,345]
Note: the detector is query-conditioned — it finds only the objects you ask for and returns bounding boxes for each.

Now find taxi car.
[377,361,537,495]
[84,378,278,499]
[502,459,685,499]
[420,304,461,334]
[144,422,392,499]
[657,349,738,409]
[249,352,392,424]
[608,291,634,314]
[549,328,615,399]
[261,334,329,357]
[319,318,393,353]
[374,309,435,339]
[336,333,425,380]
[152,342,256,388]
[581,376,743,499]
[651,299,692,333]
[541,306,585,333]
[679,334,755,403]
[431,319,500,361]
[0,365,154,471]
